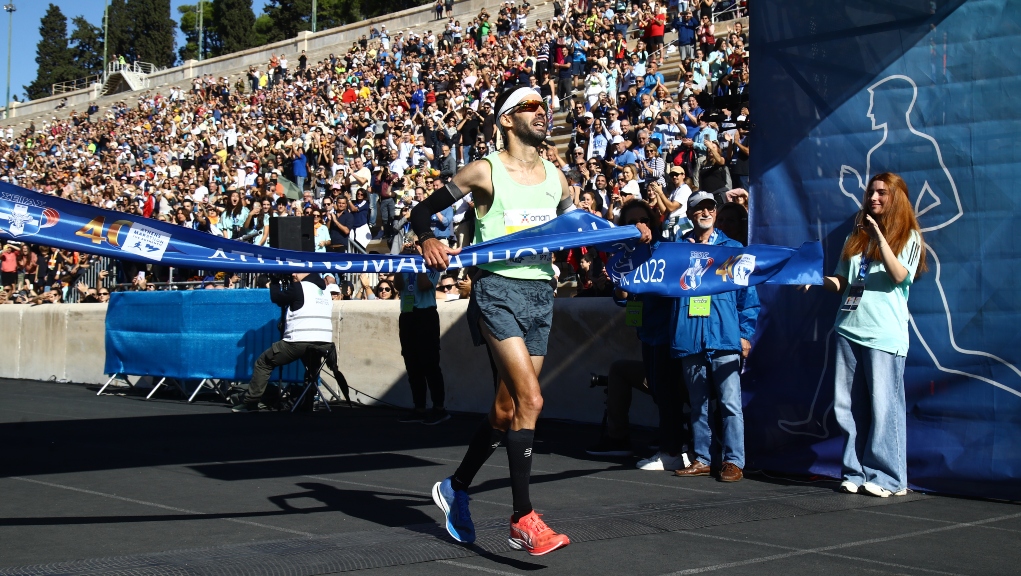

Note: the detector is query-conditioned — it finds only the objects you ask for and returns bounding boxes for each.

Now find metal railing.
[106,61,166,78]
[52,74,102,95]
[712,1,747,22]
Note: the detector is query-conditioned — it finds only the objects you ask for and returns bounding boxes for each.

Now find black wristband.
[416,231,437,244]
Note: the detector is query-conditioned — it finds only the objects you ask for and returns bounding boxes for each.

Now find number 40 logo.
[74,216,134,246]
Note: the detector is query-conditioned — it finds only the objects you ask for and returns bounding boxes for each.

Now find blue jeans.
[368,192,379,227]
[833,334,907,492]
[682,352,744,469]
[296,176,306,192]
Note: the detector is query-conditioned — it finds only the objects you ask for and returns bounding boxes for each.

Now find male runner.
[410,86,652,555]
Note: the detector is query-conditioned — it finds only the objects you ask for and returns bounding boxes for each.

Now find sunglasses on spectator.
[99,291,110,296]
[439,284,456,291]
[379,287,392,293]
[507,100,549,115]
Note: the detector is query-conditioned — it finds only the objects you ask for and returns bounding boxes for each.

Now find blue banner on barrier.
[104,290,305,382]
[751,0,1020,500]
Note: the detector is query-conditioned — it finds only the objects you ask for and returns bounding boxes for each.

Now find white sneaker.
[839,480,859,494]
[636,452,689,471]
[861,482,908,498]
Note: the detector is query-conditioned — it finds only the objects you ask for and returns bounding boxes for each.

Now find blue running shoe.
[432,477,476,544]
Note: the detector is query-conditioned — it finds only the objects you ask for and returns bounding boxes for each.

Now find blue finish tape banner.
[0,182,641,275]
[608,241,822,297]
[0,182,822,296]
[104,290,305,382]
[751,0,1020,500]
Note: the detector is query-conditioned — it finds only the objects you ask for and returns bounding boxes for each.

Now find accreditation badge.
[625,300,643,327]
[401,291,415,313]
[840,286,865,312]
[688,296,711,317]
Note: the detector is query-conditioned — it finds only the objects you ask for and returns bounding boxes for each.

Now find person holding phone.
[803,172,927,498]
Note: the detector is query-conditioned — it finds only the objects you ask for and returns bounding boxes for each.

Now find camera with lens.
[590,373,609,388]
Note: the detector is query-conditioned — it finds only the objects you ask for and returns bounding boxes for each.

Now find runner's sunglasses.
[505,100,549,115]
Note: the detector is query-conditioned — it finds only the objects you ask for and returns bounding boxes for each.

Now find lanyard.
[856,241,873,283]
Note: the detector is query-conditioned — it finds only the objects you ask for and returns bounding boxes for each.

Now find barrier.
[0,298,655,426]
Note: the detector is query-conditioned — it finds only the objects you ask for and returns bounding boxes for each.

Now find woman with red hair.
[812,172,927,498]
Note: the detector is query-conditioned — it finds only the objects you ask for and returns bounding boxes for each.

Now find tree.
[260,0,313,44]
[213,0,257,55]
[106,0,134,64]
[24,4,77,100]
[177,3,217,62]
[127,0,176,67]
[69,16,105,78]
[251,14,276,47]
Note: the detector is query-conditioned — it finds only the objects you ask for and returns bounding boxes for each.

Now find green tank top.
[474,151,561,280]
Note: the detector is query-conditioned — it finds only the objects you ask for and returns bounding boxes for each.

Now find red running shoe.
[508,511,571,556]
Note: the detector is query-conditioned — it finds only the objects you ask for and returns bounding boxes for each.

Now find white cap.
[611,135,625,144]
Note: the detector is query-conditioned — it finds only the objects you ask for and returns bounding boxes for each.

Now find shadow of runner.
[268,482,435,528]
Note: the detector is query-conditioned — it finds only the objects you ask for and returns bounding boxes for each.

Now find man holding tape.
[671,192,760,482]
[410,86,652,555]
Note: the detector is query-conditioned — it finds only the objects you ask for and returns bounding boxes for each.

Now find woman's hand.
[861,213,884,243]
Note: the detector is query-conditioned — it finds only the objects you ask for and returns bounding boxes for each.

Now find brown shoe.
[719,462,743,482]
[674,461,711,477]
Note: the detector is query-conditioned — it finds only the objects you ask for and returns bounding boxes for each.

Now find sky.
[3,0,271,102]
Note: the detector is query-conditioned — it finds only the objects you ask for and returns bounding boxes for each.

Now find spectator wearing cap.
[608,135,637,177]
[326,283,342,301]
[652,165,693,240]
[672,191,759,483]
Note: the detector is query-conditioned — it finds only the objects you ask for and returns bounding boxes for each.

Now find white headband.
[497,87,543,117]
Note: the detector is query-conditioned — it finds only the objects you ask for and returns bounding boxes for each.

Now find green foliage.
[260,0,313,44]
[251,14,275,47]
[213,0,257,55]
[129,0,177,67]
[177,2,216,62]
[68,16,105,77]
[105,0,133,64]
[25,4,78,100]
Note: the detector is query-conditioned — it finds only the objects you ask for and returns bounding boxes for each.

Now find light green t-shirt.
[834,230,923,356]
[474,152,561,280]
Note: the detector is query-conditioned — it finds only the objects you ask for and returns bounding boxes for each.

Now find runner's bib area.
[749,0,1020,500]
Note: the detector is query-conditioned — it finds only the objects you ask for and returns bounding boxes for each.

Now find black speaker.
[269,216,315,252]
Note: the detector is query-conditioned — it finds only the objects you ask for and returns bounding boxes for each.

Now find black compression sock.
[451,418,505,492]
[505,429,535,522]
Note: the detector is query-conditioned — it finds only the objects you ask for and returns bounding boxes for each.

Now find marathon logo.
[121,223,171,261]
[0,197,59,238]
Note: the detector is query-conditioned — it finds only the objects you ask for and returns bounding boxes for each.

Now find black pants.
[399,307,445,409]
[249,340,329,400]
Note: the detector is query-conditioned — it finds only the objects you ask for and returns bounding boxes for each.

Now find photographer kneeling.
[231,272,334,412]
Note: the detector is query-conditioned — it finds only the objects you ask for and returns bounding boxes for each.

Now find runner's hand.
[421,238,461,270]
[635,222,653,243]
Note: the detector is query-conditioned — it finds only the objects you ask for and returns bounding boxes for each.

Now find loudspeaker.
[269,216,315,252]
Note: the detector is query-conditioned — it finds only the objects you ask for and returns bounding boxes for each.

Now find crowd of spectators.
[0,0,749,306]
